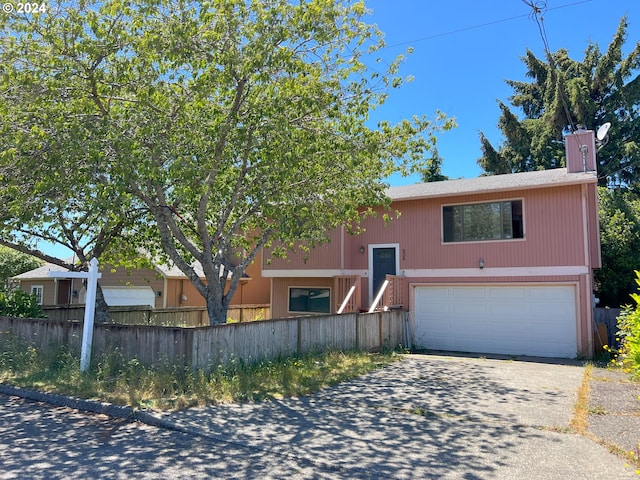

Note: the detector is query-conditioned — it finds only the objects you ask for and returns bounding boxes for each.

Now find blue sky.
[365,0,640,185]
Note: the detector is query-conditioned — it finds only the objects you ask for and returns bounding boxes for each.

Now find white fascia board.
[401,266,590,278]
[262,269,368,278]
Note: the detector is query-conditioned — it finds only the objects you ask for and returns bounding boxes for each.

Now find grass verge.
[570,363,640,474]
[0,334,400,410]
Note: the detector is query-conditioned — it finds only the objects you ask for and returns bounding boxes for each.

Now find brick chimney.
[565,128,596,173]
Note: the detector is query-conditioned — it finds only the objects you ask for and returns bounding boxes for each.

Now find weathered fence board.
[42,305,271,327]
[298,314,357,353]
[1,310,406,372]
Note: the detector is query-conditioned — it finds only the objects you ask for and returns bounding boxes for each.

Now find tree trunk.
[94,283,110,323]
[206,292,229,325]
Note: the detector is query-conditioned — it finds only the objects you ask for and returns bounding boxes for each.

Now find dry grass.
[569,363,592,434]
[0,334,400,410]
[570,363,640,474]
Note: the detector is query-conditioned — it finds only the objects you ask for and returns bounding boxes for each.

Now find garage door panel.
[488,287,526,300]
[414,285,577,358]
[101,286,156,308]
[452,287,488,300]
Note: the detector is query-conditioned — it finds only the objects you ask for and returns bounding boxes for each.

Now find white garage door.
[100,287,156,308]
[413,285,577,358]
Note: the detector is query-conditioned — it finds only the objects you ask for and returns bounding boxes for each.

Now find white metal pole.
[80,258,99,372]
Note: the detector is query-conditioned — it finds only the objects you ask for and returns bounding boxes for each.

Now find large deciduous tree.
[1,0,451,324]
[478,16,640,187]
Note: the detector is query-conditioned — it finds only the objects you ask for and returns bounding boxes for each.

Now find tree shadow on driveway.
[154,354,608,479]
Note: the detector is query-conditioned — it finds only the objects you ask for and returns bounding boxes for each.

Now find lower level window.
[31,285,44,305]
[289,287,330,313]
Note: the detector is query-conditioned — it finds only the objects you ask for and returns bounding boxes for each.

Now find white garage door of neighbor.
[100,286,156,308]
[413,285,578,358]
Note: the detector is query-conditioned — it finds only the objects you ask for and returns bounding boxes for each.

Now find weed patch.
[0,333,400,410]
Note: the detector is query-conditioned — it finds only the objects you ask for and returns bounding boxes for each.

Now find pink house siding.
[264,228,343,272]
[265,185,598,276]
[340,186,591,271]
[264,131,601,356]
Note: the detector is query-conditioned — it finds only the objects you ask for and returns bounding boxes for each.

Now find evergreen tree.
[420,148,449,183]
[478,16,640,187]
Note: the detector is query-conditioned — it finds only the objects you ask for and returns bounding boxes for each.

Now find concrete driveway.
[145,353,637,479]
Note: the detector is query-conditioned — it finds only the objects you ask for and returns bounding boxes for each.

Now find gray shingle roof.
[387,168,597,202]
[12,263,71,280]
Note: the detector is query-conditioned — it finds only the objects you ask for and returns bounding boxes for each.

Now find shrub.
[0,289,46,318]
[612,271,640,379]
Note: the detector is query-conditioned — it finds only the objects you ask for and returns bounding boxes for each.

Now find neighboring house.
[13,250,270,309]
[262,130,601,358]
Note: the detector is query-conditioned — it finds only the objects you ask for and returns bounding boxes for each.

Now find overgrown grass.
[0,333,400,410]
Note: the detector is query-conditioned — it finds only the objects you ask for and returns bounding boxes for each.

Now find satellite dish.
[596,122,611,142]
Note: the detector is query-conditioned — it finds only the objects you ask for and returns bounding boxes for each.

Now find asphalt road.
[0,395,319,479]
[0,354,638,479]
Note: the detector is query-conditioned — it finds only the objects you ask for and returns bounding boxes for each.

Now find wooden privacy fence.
[594,307,623,349]
[42,304,270,326]
[0,310,407,371]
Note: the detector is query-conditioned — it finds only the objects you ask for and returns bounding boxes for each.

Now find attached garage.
[99,286,156,308]
[413,284,578,358]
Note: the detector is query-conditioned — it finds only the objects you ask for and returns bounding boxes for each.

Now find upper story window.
[443,200,524,243]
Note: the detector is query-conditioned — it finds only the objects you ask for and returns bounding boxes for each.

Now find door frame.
[368,243,399,305]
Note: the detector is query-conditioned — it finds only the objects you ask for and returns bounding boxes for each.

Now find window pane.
[289,288,330,313]
[289,288,308,312]
[31,286,43,305]
[307,288,330,313]
[443,206,455,242]
[463,203,501,240]
[443,200,524,242]
[453,206,463,241]
[502,202,513,238]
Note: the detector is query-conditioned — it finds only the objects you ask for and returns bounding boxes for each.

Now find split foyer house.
[263,130,601,358]
[13,130,601,359]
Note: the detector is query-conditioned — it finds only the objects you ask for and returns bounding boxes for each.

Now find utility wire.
[380,0,592,51]
[522,0,583,166]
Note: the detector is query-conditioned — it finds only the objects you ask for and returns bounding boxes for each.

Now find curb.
[0,382,376,478]
[0,383,135,420]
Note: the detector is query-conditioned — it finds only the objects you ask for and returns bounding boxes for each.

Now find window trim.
[31,285,44,305]
[441,198,525,244]
[287,286,332,314]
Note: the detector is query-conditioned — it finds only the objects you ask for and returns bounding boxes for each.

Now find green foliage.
[595,188,640,306]
[0,246,42,289]
[0,289,46,318]
[0,0,453,325]
[478,17,640,187]
[610,272,640,379]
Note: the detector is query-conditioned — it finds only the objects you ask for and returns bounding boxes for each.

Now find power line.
[380,0,592,51]
[522,0,580,136]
